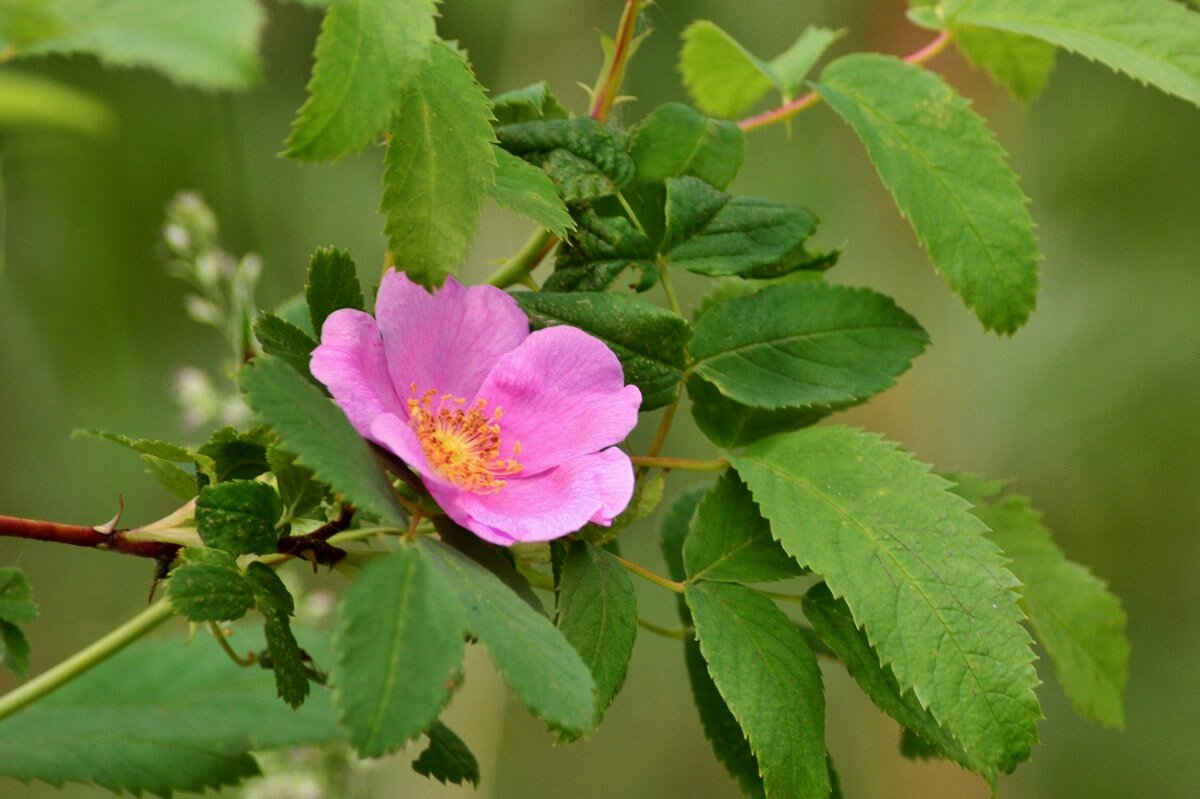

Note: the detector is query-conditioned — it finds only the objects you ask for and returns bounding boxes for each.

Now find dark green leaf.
[546,211,659,293]
[306,246,364,335]
[239,355,406,526]
[688,374,826,449]
[497,117,635,204]
[687,582,829,799]
[199,426,272,483]
[684,637,765,798]
[514,291,690,411]
[255,313,318,382]
[660,486,709,586]
[556,541,638,732]
[75,429,216,481]
[690,281,928,410]
[491,81,568,126]
[435,521,545,614]
[0,620,30,678]
[814,54,1039,333]
[489,148,576,237]
[268,448,326,520]
[0,568,37,623]
[284,0,438,159]
[245,563,309,708]
[195,480,283,556]
[629,103,744,190]
[140,454,199,500]
[412,721,480,787]
[168,551,255,622]
[684,471,801,584]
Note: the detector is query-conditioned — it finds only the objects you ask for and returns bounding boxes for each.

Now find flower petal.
[375,270,529,402]
[368,412,456,490]
[442,448,635,544]
[475,326,642,474]
[309,309,404,436]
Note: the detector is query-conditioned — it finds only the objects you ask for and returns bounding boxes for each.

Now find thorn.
[93,495,125,535]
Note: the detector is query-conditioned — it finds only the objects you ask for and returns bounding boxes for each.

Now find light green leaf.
[239,355,406,526]
[306,246,364,336]
[767,26,843,98]
[412,721,480,787]
[688,374,826,449]
[545,211,658,293]
[422,538,595,733]
[491,81,568,126]
[514,291,690,411]
[727,426,1041,773]
[684,636,765,798]
[245,563,310,708]
[0,620,30,678]
[679,20,775,118]
[950,473,1129,728]
[381,40,496,287]
[690,282,928,410]
[195,480,283,556]
[497,117,635,205]
[489,148,576,238]
[0,71,112,136]
[951,0,1200,108]
[168,550,255,622]
[140,454,198,500]
[629,102,744,190]
[814,54,1040,333]
[687,581,829,799]
[254,313,319,383]
[75,429,215,481]
[333,544,465,756]
[0,632,342,796]
[955,27,1057,101]
[284,0,438,159]
[268,448,326,520]
[555,541,638,732]
[0,568,37,623]
[12,0,264,90]
[684,471,801,584]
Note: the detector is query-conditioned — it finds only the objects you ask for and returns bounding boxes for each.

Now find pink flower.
[310,270,641,545]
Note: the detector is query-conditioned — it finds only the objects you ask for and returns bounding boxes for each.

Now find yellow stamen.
[407,386,522,493]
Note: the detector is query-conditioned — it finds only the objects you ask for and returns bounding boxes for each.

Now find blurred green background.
[2,0,1198,797]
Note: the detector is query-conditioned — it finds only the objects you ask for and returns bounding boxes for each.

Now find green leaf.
[955,27,1057,101]
[75,429,216,481]
[802,583,978,775]
[140,454,199,500]
[497,117,635,204]
[688,374,826,449]
[679,20,775,118]
[814,54,1039,333]
[245,563,310,708]
[381,40,496,287]
[195,479,283,556]
[514,291,690,411]
[950,473,1129,728]
[546,211,658,293]
[727,426,1041,773]
[0,620,30,678]
[11,0,264,90]
[0,71,112,136]
[660,486,709,586]
[0,568,37,623]
[422,538,595,733]
[491,80,568,126]
[687,581,829,799]
[0,632,342,796]
[239,355,406,526]
[577,470,664,546]
[168,550,255,622]
[268,448,326,520]
[662,177,820,278]
[284,0,438,159]
[254,313,319,383]
[412,721,480,787]
[629,103,745,190]
[306,246,364,335]
[684,637,765,798]
[690,282,928,410]
[435,521,545,614]
[555,541,638,732]
[199,425,272,483]
[951,0,1200,108]
[489,148,576,238]
[768,27,844,98]
[333,544,465,756]
[684,471,801,584]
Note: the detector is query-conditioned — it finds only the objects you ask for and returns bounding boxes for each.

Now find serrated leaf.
[0,568,37,623]
[514,291,690,411]
[688,374,826,449]
[254,313,319,383]
[268,448,326,520]
[245,563,309,708]
[491,80,568,126]
[333,544,465,756]
[76,429,216,480]
[0,620,30,678]
[199,426,272,483]
[306,246,364,335]
[435,521,545,614]
[546,210,659,293]
[422,538,595,733]
[662,177,820,278]
[687,581,829,799]
[679,20,775,118]
[802,583,979,776]
[951,0,1200,108]
[950,473,1129,728]
[195,480,283,556]
[660,486,709,586]
[168,555,255,622]
[285,0,438,159]
[814,54,1039,333]
[727,426,1041,773]
[577,470,664,546]
[381,40,496,287]
[0,632,341,796]
[239,355,406,526]
[412,721,480,787]
[489,148,576,237]
[684,636,765,798]
[0,71,113,136]
[684,471,801,584]
[497,117,635,205]
[629,102,744,190]
[768,27,843,98]
[955,27,1057,101]
[10,0,264,90]
[690,282,928,410]
[140,454,199,500]
[555,541,637,733]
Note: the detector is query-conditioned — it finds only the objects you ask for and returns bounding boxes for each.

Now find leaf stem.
[0,600,177,722]
[612,554,686,594]
[485,228,555,289]
[589,0,644,122]
[207,622,256,667]
[659,265,682,316]
[630,456,728,473]
[755,589,806,604]
[637,618,694,639]
[738,29,953,133]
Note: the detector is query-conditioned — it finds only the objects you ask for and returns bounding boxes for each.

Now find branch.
[590,0,645,122]
[0,514,180,560]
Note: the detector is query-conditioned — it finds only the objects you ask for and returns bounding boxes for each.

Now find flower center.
[407,386,522,493]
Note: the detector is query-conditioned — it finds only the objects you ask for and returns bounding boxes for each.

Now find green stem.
[207,622,256,667]
[485,228,554,289]
[630,456,728,473]
[637,618,693,639]
[756,589,806,604]
[0,600,177,722]
[612,554,686,595]
[659,265,682,316]
[615,190,647,236]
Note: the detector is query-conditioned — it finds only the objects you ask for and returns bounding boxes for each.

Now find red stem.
[0,514,179,560]
[590,0,643,122]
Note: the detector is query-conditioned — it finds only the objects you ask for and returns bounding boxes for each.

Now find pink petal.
[368,413,456,490]
[375,270,529,403]
[309,309,404,437]
[474,327,642,475]
[442,448,635,544]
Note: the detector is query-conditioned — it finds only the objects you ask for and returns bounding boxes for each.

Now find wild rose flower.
[310,270,641,544]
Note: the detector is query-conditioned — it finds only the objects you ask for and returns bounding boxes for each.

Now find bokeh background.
[2,0,1198,797]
